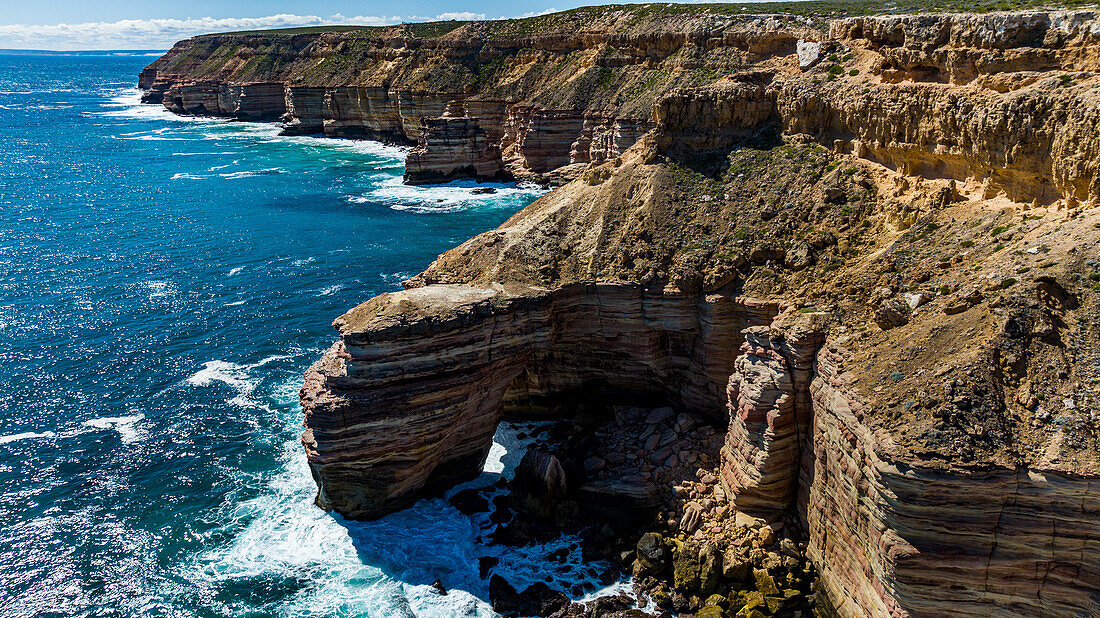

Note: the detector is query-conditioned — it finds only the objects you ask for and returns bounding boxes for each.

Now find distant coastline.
[0,48,165,56]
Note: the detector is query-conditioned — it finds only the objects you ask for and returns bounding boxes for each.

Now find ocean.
[0,53,619,617]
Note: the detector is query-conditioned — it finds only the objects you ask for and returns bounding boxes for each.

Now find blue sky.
[0,0,674,50]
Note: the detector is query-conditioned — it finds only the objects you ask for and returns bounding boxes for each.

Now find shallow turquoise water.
[0,54,624,617]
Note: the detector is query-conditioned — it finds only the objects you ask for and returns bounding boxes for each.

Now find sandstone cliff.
[146,5,1100,617]
[141,6,822,182]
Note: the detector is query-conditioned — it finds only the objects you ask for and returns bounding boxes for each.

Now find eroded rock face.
[143,9,1100,200]
[803,343,1100,618]
[160,81,286,120]
[720,321,824,520]
[714,317,1100,617]
[299,283,778,518]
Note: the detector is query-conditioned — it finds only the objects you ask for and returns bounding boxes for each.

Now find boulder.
[904,291,931,309]
[784,241,815,271]
[874,297,911,329]
[680,501,704,533]
[647,407,676,424]
[722,548,752,580]
[696,606,725,618]
[673,542,722,596]
[512,449,568,520]
[634,532,668,576]
[753,569,780,596]
[797,40,822,70]
[943,288,984,315]
[488,575,570,618]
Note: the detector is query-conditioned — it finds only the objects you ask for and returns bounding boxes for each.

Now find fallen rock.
[754,568,780,596]
[943,288,984,315]
[680,501,704,533]
[488,575,570,618]
[733,511,762,529]
[722,548,752,580]
[635,532,668,575]
[584,456,607,473]
[797,40,822,70]
[874,297,911,329]
[784,241,815,271]
[512,449,568,520]
[448,488,489,515]
[647,407,676,424]
[904,291,931,309]
[673,541,722,596]
[696,605,725,618]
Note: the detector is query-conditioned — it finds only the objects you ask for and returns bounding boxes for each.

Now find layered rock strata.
[721,321,825,520]
[139,8,818,182]
[301,282,778,518]
[144,8,1100,200]
[136,5,1100,617]
[715,320,1100,617]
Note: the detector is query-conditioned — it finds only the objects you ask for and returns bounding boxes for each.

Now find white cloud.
[0,14,402,51]
[433,12,487,21]
[512,8,559,18]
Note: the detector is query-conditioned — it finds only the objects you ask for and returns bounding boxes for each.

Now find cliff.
[140,5,823,182]
[145,4,1100,617]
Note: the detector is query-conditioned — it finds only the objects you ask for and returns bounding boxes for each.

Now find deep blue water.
[0,54,623,617]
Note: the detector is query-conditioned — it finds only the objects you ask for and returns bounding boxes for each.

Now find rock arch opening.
[300,282,780,520]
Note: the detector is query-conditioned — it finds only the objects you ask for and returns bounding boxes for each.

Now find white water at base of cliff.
[185,370,635,617]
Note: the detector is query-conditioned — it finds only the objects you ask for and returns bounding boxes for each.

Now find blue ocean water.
[0,54,622,617]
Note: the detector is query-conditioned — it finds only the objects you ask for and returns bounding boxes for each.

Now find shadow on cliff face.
[666,125,785,182]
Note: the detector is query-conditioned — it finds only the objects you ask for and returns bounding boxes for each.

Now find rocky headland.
[145,3,1100,616]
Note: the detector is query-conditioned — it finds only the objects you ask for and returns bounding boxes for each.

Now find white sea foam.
[351,176,548,214]
[83,414,145,444]
[220,168,286,179]
[0,431,56,445]
[170,172,207,180]
[225,299,247,306]
[187,360,256,391]
[186,356,289,412]
[316,284,343,297]
[92,88,227,125]
[228,267,244,276]
[119,135,189,141]
[143,280,178,298]
[173,151,235,156]
[261,131,409,161]
[186,420,645,617]
[380,272,414,284]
